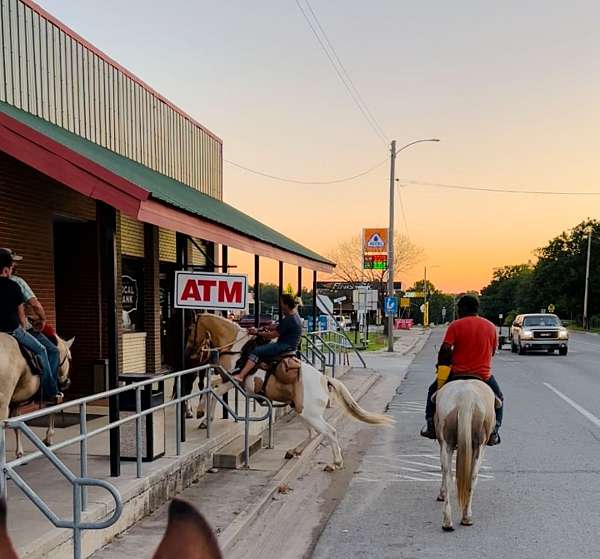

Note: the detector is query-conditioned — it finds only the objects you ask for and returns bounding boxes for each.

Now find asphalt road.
[312,330,600,559]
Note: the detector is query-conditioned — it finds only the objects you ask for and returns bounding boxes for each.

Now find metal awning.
[0,101,335,272]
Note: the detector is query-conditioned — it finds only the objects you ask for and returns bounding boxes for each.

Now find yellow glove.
[436,365,451,390]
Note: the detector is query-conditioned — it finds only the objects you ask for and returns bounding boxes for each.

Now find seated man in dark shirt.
[233,293,303,383]
[0,250,62,402]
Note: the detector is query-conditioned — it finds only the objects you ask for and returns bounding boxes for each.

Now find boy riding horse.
[0,249,63,403]
[420,294,504,445]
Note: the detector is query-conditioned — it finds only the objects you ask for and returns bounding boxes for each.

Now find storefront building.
[0,0,334,399]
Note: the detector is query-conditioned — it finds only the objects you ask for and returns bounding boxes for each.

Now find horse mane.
[197,313,240,345]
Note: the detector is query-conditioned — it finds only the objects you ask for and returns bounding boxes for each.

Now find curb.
[219,371,381,553]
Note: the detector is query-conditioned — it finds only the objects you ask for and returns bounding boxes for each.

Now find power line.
[405,180,600,196]
[224,157,387,185]
[303,0,388,143]
[294,0,388,145]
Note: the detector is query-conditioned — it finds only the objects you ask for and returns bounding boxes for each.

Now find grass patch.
[364,333,387,351]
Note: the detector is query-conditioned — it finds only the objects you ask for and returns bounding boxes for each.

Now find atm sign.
[175,272,248,310]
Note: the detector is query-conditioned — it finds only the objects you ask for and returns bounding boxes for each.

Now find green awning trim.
[0,101,334,267]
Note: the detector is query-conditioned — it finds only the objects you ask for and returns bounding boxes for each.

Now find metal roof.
[0,101,334,270]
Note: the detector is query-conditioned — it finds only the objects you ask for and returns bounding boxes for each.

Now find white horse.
[434,379,500,530]
[0,333,74,458]
[186,314,393,471]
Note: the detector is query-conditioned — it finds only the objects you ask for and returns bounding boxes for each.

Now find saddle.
[253,354,304,414]
[17,345,43,377]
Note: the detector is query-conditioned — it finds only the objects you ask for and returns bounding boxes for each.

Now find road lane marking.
[544,382,600,428]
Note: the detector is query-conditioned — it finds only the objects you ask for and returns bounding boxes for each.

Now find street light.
[387,138,440,351]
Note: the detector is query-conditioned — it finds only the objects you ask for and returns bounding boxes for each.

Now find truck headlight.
[521,330,534,339]
[558,329,569,339]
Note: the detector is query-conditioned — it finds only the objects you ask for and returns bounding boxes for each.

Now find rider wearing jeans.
[420,294,503,446]
[233,293,303,383]
[0,250,62,402]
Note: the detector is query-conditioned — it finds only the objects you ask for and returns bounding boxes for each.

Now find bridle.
[188,316,253,364]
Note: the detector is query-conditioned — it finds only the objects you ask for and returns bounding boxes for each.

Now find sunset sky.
[38,1,600,293]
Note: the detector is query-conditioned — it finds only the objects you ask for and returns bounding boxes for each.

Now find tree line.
[480,220,600,326]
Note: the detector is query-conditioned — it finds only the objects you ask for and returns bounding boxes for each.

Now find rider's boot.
[420,418,436,439]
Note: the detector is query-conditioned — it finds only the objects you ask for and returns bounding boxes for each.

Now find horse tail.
[327,378,394,425]
[456,400,474,511]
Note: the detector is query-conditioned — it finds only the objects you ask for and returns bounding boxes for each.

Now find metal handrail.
[306,329,366,368]
[0,362,273,559]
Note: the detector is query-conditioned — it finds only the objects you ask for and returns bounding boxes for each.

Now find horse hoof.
[198,422,207,430]
[285,451,294,460]
[323,464,335,472]
[15,452,23,460]
[436,495,445,502]
[461,519,473,527]
[442,525,455,532]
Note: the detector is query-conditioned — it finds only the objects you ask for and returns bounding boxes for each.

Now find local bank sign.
[175,272,248,310]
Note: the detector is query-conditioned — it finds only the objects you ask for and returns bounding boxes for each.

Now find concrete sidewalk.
[90,328,430,558]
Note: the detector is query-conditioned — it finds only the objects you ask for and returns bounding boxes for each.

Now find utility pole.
[387,140,397,352]
[423,266,428,327]
[583,227,592,330]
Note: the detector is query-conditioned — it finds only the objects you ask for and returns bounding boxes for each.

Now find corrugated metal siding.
[122,332,146,373]
[120,214,144,258]
[159,227,176,263]
[0,0,223,199]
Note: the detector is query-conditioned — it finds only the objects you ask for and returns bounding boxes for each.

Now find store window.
[122,258,144,332]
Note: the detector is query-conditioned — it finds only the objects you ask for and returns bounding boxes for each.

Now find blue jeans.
[249,342,295,363]
[31,330,60,379]
[12,326,60,397]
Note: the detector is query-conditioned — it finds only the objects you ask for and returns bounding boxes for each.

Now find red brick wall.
[0,152,100,395]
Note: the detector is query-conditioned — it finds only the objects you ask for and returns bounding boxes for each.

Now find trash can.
[119,374,165,462]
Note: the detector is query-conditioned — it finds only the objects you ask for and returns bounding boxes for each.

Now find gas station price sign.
[363,254,388,270]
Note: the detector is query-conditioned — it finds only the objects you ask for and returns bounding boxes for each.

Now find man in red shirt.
[420,294,504,445]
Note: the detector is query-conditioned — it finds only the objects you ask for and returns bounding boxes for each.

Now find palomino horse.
[0,333,74,458]
[186,314,393,471]
[433,379,500,531]
[0,497,222,559]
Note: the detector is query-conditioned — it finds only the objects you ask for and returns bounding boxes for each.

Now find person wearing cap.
[0,250,62,402]
[420,294,504,446]
[0,249,61,387]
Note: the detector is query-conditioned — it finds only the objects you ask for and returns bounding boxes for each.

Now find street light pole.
[386,140,396,352]
[583,227,592,330]
[386,138,440,352]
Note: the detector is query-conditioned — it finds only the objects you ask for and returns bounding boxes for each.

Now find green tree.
[480,264,534,324]
[530,220,600,321]
[406,280,455,325]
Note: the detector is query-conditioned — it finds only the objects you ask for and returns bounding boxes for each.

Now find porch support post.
[176,233,188,442]
[221,244,229,419]
[98,202,120,477]
[144,224,161,374]
[297,266,302,298]
[312,271,318,332]
[254,255,260,328]
[278,261,284,321]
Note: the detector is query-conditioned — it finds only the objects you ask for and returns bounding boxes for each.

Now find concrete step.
[213,433,264,469]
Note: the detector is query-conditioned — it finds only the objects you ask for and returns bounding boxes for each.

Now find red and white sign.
[175,272,248,310]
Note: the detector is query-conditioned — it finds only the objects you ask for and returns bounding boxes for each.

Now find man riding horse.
[420,294,504,445]
[232,293,303,383]
[0,249,63,403]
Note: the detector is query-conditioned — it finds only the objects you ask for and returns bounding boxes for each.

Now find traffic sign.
[441,307,447,318]
[384,296,398,316]
[400,297,410,308]
[548,304,556,313]
[333,296,347,304]
[405,291,425,298]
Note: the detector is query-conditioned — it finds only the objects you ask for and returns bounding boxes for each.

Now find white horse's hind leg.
[43,414,55,447]
[439,441,454,531]
[9,408,23,459]
[301,412,343,471]
[461,447,483,526]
